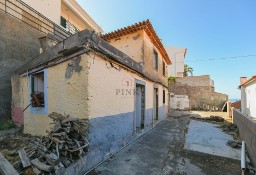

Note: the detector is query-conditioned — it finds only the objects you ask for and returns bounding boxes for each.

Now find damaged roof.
[15,30,143,75]
[101,19,172,65]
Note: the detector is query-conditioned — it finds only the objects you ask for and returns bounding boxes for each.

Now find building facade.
[233,75,256,166]
[12,20,170,173]
[239,76,256,118]
[0,0,101,122]
[22,0,103,33]
[164,46,187,77]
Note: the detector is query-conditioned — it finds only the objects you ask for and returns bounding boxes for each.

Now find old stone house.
[11,20,171,173]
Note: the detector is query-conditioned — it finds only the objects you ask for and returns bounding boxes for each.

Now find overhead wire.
[174,54,256,63]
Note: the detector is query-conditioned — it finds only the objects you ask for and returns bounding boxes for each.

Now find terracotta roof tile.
[231,100,241,109]
[101,19,171,64]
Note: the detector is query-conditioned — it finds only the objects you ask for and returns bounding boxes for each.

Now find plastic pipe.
[241,141,246,174]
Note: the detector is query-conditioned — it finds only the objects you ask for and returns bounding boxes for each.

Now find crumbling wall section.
[175,75,212,87]
[107,30,144,64]
[0,10,45,121]
[15,55,90,135]
[169,81,228,110]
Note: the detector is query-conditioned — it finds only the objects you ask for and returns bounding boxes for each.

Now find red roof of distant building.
[231,100,241,109]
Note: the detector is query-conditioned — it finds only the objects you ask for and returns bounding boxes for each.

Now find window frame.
[31,72,45,108]
[153,49,158,71]
[60,16,67,29]
[30,70,48,114]
[162,60,166,77]
[163,90,165,104]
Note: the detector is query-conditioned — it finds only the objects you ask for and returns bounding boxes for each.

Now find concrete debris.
[0,112,89,175]
[221,123,238,132]
[247,164,256,174]
[18,148,31,168]
[207,116,225,122]
[0,153,19,175]
[226,140,241,149]
[218,123,239,140]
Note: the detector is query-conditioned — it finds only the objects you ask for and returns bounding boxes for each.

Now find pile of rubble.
[218,123,239,140]
[0,112,89,175]
[226,140,241,149]
[190,115,225,122]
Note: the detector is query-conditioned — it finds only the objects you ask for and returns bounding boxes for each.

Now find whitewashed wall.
[241,79,256,118]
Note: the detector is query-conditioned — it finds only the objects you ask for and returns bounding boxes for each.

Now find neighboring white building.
[164,46,187,77]
[239,76,256,118]
[21,0,103,33]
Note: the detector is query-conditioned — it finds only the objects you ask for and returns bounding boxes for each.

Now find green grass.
[0,120,16,131]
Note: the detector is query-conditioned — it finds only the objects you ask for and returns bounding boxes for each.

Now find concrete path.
[184,120,241,160]
[88,115,241,175]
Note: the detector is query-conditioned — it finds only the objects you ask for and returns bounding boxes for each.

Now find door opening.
[135,84,145,130]
[154,88,158,120]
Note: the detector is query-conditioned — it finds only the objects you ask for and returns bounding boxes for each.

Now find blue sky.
[78,0,256,99]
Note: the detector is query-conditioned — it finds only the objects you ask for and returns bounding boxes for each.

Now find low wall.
[170,95,189,110]
[174,75,211,87]
[233,108,256,166]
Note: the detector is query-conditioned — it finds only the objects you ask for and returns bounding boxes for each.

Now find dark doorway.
[136,84,145,129]
[154,88,158,120]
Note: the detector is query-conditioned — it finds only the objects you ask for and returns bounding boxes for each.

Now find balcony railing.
[0,0,73,41]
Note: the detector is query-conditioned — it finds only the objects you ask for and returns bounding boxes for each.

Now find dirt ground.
[0,128,26,162]
[88,112,241,175]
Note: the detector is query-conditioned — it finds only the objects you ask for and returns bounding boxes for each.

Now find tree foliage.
[168,76,176,83]
[183,64,193,77]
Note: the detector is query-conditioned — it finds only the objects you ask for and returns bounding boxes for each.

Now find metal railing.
[0,0,73,41]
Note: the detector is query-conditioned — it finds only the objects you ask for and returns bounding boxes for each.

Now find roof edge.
[238,75,256,89]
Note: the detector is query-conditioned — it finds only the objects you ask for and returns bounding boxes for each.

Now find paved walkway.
[88,115,240,175]
[184,120,241,160]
